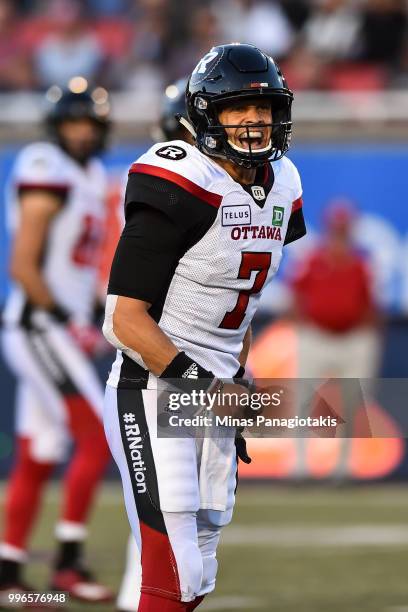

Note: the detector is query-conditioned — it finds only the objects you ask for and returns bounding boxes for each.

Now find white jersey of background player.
[4,140,106,326]
[103,44,306,612]
[0,85,114,604]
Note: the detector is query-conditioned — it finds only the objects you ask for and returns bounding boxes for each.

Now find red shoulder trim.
[291,196,303,213]
[129,163,222,209]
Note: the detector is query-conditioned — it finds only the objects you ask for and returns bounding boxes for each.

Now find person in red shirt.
[290,199,381,378]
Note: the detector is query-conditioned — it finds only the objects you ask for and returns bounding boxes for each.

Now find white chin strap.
[178,116,197,139]
[228,139,272,154]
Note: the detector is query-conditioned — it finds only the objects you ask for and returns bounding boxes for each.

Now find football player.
[103,43,306,611]
[116,76,194,612]
[153,77,194,145]
[0,82,114,606]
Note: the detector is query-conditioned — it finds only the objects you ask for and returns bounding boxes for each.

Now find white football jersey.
[3,142,107,324]
[107,141,304,383]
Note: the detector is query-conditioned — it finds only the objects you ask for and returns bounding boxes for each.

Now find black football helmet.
[186,43,293,168]
[158,77,191,141]
[46,82,111,158]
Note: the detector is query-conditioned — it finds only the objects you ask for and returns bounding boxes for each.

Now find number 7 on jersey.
[219,251,272,330]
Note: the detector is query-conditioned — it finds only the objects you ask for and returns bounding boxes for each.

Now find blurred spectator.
[288,199,382,378]
[301,0,361,61]
[283,0,396,91]
[5,0,28,14]
[0,0,408,92]
[33,0,107,89]
[276,0,363,91]
[391,34,408,87]
[116,0,170,91]
[86,0,131,16]
[280,0,311,31]
[0,0,34,90]
[167,6,221,81]
[214,0,294,59]
[358,0,408,66]
[282,44,329,90]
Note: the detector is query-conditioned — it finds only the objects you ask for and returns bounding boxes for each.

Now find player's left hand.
[235,429,252,464]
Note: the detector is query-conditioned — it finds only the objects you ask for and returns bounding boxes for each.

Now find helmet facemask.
[193,92,292,169]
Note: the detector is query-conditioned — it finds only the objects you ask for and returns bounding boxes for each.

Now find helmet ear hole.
[195,97,208,111]
[204,136,218,150]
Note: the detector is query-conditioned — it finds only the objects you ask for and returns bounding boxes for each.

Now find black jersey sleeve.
[108,170,219,304]
[284,205,306,246]
[124,170,218,234]
[107,204,185,303]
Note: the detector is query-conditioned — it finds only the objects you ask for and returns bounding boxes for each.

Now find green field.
[3,483,408,612]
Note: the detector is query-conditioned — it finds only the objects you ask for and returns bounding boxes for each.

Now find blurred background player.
[151,77,194,145]
[0,81,114,606]
[289,198,381,379]
[116,75,192,612]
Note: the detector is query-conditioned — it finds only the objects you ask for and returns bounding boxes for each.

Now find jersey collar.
[242,163,275,208]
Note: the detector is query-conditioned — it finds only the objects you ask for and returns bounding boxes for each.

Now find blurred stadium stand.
[1,0,408,481]
[0,0,408,95]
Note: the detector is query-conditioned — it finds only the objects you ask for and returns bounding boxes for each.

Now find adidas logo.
[182,363,198,379]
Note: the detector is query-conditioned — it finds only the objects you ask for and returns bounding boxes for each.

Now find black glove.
[235,429,252,464]
[234,365,246,379]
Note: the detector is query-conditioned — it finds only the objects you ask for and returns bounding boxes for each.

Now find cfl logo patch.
[251,186,265,201]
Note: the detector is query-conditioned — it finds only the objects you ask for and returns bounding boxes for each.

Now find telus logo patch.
[222,205,251,226]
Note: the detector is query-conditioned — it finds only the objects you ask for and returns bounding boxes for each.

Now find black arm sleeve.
[284,207,307,245]
[108,203,185,303]
[108,172,218,304]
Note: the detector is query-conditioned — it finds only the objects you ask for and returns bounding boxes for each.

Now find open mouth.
[237,129,265,150]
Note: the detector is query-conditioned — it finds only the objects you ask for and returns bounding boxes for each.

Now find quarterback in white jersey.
[103,44,306,612]
[0,86,113,605]
[116,77,196,612]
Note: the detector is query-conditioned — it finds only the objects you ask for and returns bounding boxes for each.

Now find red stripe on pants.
[139,520,181,601]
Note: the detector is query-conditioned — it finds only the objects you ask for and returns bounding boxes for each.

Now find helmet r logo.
[192,51,219,75]
[155,145,187,160]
